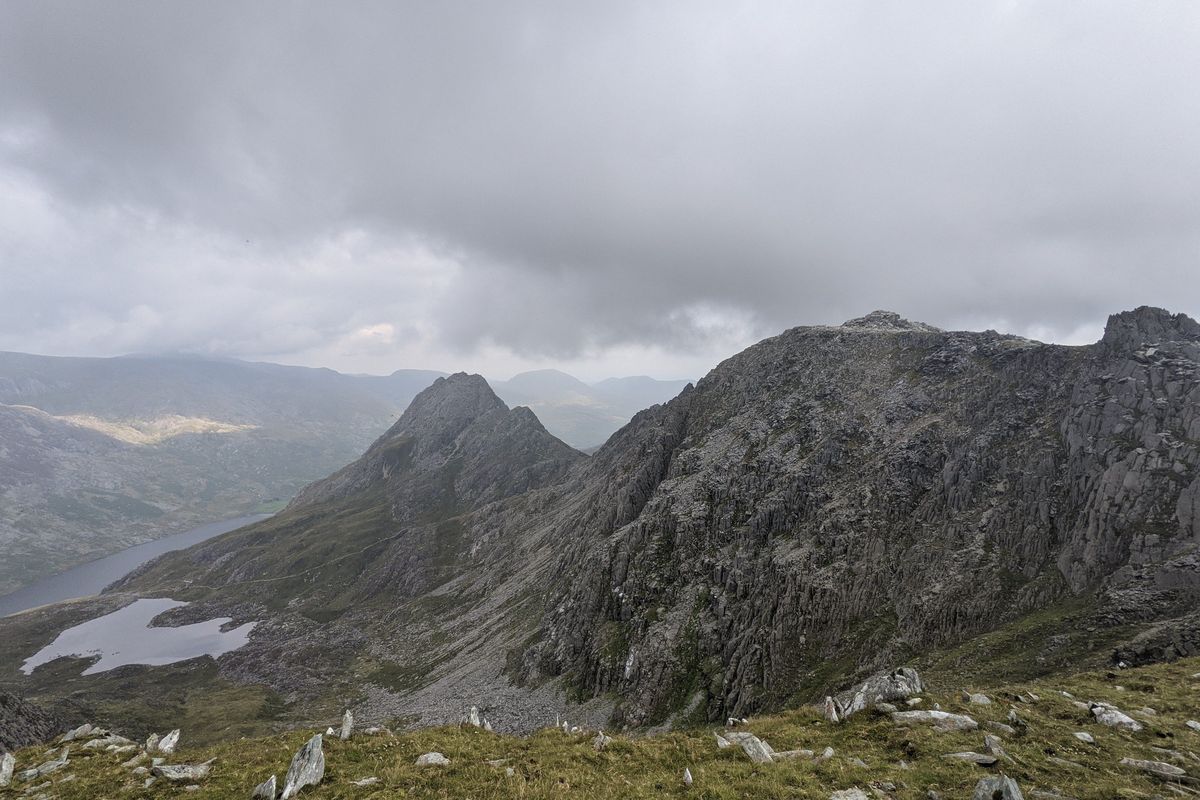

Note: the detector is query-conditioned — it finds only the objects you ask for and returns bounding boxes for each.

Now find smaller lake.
[21,598,256,676]
[0,514,269,618]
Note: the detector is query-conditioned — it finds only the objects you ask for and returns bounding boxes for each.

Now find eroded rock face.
[0,693,63,752]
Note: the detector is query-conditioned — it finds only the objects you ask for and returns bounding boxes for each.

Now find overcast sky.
[1,1,1197,381]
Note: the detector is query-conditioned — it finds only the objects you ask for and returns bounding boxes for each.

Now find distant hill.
[492,369,690,449]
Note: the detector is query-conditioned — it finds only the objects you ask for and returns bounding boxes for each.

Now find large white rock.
[1090,703,1143,732]
[0,752,14,787]
[834,667,924,719]
[158,729,181,754]
[281,734,325,799]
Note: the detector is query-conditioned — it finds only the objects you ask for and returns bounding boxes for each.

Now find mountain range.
[0,352,684,597]
[3,306,1195,743]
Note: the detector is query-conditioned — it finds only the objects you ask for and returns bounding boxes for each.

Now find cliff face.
[522,308,1200,724]
[46,308,1200,733]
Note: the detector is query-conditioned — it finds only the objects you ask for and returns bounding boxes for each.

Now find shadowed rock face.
[0,692,64,752]
[47,308,1200,731]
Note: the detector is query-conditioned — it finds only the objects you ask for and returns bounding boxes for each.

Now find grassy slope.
[7,657,1199,799]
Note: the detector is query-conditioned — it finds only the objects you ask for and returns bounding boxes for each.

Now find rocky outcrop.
[280,734,324,799]
[0,693,63,752]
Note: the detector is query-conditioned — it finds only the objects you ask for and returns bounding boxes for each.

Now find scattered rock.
[849,757,868,768]
[415,752,450,767]
[1072,732,1095,744]
[18,746,69,780]
[145,733,159,752]
[813,746,835,765]
[1119,757,1187,780]
[351,777,379,787]
[158,729,181,754]
[829,790,870,800]
[714,733,731,749]
[824,696,840,723]
[60,724,93,743]
[962,691,992,705]
[281,734,325,799]
[325,727,335,736]
[1187,721,1200,732]
[1137,707,1157,716]
[121,753,146,768]
[683,767,692,788]
[592,731,613,751]
[984,734,1008,759]
[986,722,1017,736]
[891,710,978,731]
[340,710,354,741]
[972,775,1024,800]
[1090,703,1143,732]
[82,735,132,750]
[874,703,899,714]
[133,766,149,776]
[723,731,775,763]
[151,762,212,782]
[833,668,925,719]
[906,698,924,707]
[252,774,276,798]
[0,751,13,787]
[467,706,482,727]
[1045,757,1084,770]
[108,744,137,754]
[773,749,814,761]
[144,777,155,788]
[943,751,998,766]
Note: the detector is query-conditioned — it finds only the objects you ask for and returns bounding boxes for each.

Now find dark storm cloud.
[0,1,1197,370]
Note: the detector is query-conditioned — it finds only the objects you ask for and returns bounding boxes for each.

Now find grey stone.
[972,775,1025,800]
[1091,703,1143,732]
[683,767,692,787]
[1072,732,1094,744]
[19,746,69,780]
[834,668,924,719]
[592,731,613,751]
[252,774,276,798]
[0,752,13,787]
[60,724,92,743]
[986,722,1017,736]
[1046,757,1084,770]
[723,731,775,763]
[82,735,132,750]
[963,691,992,705]
[1187,720,1200,732]
[824,696,840,723]
[351,777,379,787]
[415,752,449,767]
[152,762,212,782]
[281,734,325,799]
[813,746,835,764]
[714,733,731,749]
[829,790,870,800]
[773,749,814,760]
[157,729,181,754]
[339,709,353,741]
[984,734,1008,758]
[145,733,160,752]
[1119,757,1187,779]
[891,710,978,731]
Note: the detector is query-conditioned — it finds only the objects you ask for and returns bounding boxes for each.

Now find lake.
[0,514,268,618]
[21,597,256,676]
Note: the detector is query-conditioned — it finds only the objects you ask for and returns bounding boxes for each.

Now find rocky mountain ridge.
[4,307,1198,742]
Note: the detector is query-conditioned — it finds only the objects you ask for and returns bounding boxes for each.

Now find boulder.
[415,752,450,767]
[714,733,731,749]
[833,668,924,719]
[1073,732,1095,744]
[723,731,775,764]
[60,724,93,743]
[813,746,835,765]
[158,729,181,754]
[984,734,1008,759]
[0,751,14,787]
[281,734,325,799]
[339,710,353,741]
[252,774,277,798]
[829,790,870,800]
[1090,703,1143,732]
[1119,757,1186,779]
[823,697,840,724]
[152,762,212,782]
[985,722,1017,736]
[891,710,978,732]
[972,775,1024,800]
[962,691,992,705]
[145,733,160,752]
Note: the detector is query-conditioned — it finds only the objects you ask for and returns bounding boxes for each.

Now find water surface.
[21,597,255,676]
[0,514,268,617]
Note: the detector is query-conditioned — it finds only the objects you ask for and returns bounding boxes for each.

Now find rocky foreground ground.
[3,656,1199,799]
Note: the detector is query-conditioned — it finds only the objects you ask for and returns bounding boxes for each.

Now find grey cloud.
[0,1,1197,370]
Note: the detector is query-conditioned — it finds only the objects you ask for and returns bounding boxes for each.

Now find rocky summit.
[3,307,1199,747]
